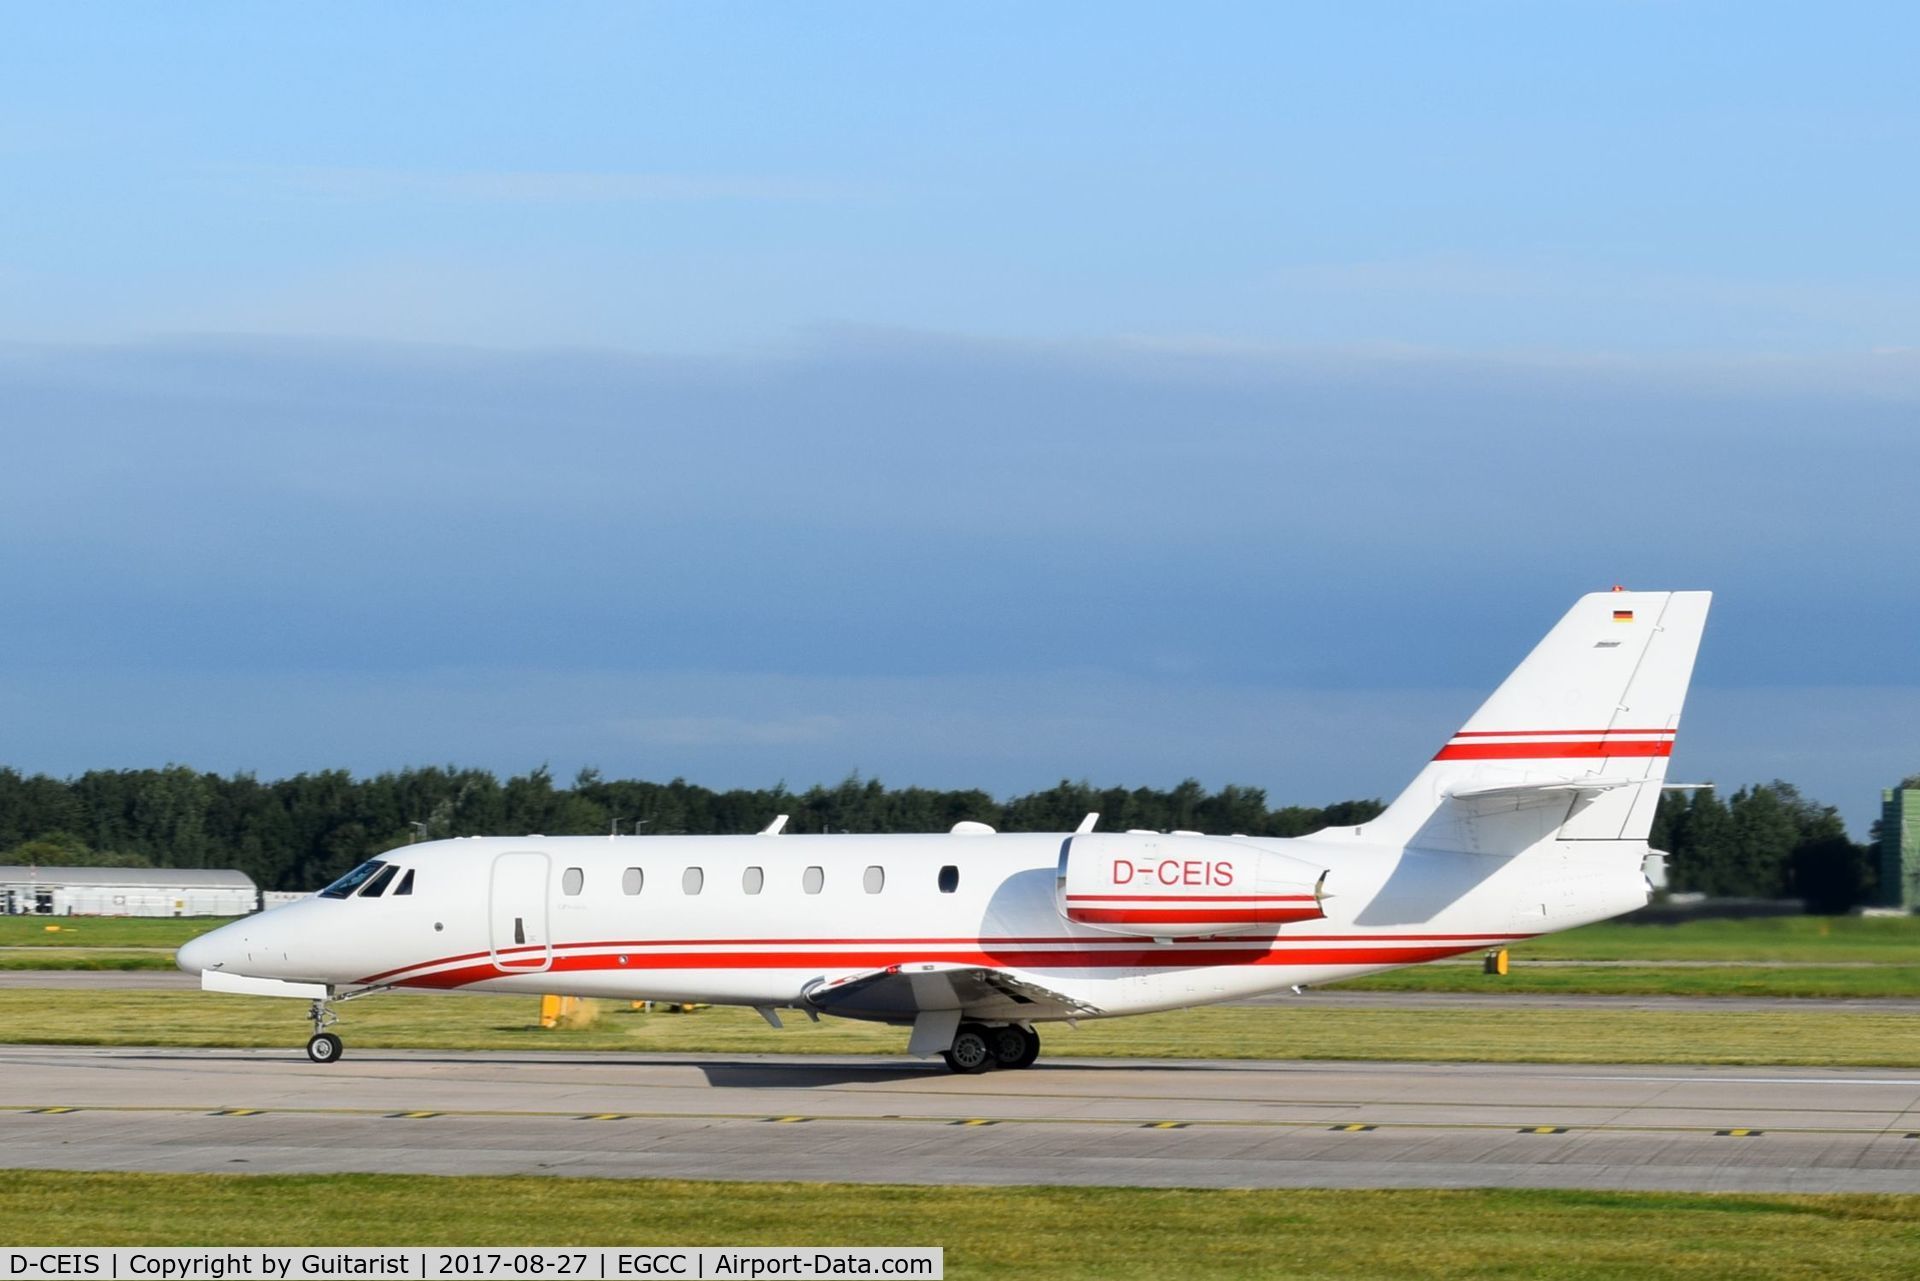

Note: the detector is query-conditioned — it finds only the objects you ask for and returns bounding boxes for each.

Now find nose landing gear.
[941,1022,1040,1074]
[306,996,345,1064]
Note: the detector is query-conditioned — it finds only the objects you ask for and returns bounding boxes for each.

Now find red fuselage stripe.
[1434,740,1672,761]
[1068,906,1325,926]
[1062,894,1318,904]
[355,931,1536,987]
[1448,728,1674,738]
[390,942,1491,990]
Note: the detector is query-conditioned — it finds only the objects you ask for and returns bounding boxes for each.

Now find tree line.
[0,766,1384,893]
[1651,783,1877,913]
[0,765,1882,910]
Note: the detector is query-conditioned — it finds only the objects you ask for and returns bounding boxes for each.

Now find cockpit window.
[393,868,415,896]
[320,860,386,899]
[358,864,400,897]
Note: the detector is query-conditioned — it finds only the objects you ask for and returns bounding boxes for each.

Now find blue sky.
[3,5,1917,834]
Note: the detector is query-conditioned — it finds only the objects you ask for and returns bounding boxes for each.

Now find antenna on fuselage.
[1074,812,1099,834]
[758,814,789,836]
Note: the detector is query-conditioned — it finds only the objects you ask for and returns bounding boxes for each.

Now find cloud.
[2,331,1916,838]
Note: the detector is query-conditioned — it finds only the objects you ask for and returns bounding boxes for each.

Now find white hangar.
[0,866,259,917]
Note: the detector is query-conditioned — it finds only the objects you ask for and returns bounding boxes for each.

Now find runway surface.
[5,1045,1920,1193]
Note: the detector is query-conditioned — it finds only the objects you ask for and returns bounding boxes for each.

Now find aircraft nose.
[176,931,223,976]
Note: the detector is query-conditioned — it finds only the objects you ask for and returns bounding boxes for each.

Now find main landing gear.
[942,1023,1040,1074]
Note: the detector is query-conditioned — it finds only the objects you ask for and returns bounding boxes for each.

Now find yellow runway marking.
[0,1104,1874,1140]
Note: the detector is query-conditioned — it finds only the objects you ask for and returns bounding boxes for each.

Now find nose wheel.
[305,996,345,1064]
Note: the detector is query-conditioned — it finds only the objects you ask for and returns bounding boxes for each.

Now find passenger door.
[489,851,553,972]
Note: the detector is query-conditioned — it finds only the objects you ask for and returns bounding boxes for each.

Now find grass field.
[1,1171,1915,1280]
[7,911,1916,957]
[3,914,1918,999]
[1340,962,1920,999]
[5,987,1918,1065]
[0,949,183,970]
[1512,915,1920,963]
[3,952,1912,998]
[0,917,222,948]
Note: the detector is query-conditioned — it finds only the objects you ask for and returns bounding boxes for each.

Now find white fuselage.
[182,829,1650,1020]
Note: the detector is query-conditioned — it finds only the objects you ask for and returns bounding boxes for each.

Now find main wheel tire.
[941,1026,994,1074]
[1004,1025,1042,1069]
[988,1024,1040,1069]
[306,1032,344,1064]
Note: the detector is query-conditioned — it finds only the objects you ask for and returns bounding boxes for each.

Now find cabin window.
[358,864,399,897]
[393,869,415,896]
[938,865,959,893]
[743,866,764,894]
[562,867,584,896]
[319,860,384,899]
[621,867,643,896]
[802,866,825,894]
[863,865,885,894]
[682,867,705,895]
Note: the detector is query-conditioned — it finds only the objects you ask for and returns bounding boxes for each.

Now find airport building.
[1877,786,1920,912]
[0,866,259,917]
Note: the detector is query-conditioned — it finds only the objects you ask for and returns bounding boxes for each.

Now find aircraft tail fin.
[1362,590,1711,855]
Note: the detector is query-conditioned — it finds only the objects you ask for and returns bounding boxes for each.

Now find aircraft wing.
[803,961,1102,1023]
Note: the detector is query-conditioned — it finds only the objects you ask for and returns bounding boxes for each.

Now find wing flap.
[804,962,1100,1022]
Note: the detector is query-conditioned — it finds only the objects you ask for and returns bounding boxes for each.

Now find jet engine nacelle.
[1056,832,1327,938]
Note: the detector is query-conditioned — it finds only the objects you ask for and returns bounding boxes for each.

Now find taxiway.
[4,1045,1918,1192]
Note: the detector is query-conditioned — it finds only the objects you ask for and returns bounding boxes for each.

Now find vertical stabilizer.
[1364,590,1711,855]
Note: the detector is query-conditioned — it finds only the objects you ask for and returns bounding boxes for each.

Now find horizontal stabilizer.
[1443,778,1633,802]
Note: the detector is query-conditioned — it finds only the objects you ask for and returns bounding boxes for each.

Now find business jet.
[178,589,1709,1072]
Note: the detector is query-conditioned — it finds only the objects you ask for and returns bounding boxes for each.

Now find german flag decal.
[1612,609,1634,622]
